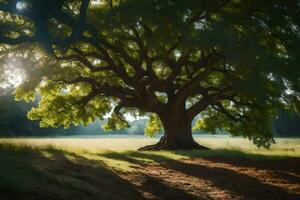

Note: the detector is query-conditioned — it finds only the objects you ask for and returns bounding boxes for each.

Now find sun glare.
[5,68,24,87]
[16,1,27,11]
[91,0,105,7]
[0,60,25,91]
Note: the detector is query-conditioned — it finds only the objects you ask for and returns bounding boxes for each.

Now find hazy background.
[0,92,300,137]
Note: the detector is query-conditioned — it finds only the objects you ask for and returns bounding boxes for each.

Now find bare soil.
[122,157,300,200]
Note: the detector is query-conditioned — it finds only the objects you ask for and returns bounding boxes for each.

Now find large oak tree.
[0,0,299,150]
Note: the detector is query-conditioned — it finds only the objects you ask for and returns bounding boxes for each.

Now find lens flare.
[16,1,27,11]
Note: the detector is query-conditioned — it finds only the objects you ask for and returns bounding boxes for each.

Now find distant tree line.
[0,93,299,137]
[0,93,74,136]
[272,110,300,137]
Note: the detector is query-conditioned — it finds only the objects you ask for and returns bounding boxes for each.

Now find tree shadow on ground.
[97,151,202,199]
[173,149,300,173]
[135,174,202,200]
[0,144,201,200]
[1,143,299,200]
[98,150,300,200]
[159,159,299,200]
[173,149,300,186]
[0,144,144,200]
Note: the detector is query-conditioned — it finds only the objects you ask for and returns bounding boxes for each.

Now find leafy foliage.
[0,0,299,148]
[102,113,130,131]
[144,114,162,137]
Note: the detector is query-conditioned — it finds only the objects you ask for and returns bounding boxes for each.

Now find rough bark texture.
[139,104,209,151]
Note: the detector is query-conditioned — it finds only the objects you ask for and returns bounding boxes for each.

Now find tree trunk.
[138,105,209,151]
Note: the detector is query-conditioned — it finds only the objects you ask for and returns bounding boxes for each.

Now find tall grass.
[0,137,299,171]
[0,137,299,156]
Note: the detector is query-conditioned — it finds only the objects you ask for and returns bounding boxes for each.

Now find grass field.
[0,137,299,200]
[0,137,299,158]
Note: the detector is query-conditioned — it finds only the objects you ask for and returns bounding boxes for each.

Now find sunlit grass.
[195,137,300,157]
[0,137,299,171]
[0,137,299,154]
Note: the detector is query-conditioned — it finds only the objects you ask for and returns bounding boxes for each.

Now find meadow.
[0,137,299,199]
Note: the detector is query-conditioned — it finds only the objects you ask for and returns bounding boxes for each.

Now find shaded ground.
[124,158,300,200]
[0,143,299,200]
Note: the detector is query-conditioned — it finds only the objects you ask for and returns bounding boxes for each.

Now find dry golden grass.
[0,137,299,171]
[0,137,299,156]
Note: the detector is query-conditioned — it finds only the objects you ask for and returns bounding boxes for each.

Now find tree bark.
[138,104,209,151]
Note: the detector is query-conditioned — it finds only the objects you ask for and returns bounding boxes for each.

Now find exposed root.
[138,136,166,151]
[192,141,210,150]
[138,137,209,151]
[138,143,165,151]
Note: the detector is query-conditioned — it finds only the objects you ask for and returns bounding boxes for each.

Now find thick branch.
[59,76,136,99]
[72,0,90,37]
[187,95,216,120]
[176,51,223,102]
[59,53,113,72]
[212,102,249,122]
[0,35,35,45]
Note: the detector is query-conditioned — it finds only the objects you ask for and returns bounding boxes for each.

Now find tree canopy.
[0,0,299,149]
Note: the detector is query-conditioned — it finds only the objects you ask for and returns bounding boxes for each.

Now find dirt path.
[122,157,300,200]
